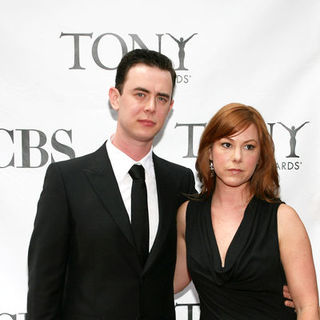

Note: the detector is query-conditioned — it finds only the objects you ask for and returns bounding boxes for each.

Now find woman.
[174,103,319,319]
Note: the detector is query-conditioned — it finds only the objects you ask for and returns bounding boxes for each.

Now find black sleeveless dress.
[186,196,296,319]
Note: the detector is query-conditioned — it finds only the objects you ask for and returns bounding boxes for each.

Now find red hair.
[196,103,280,202]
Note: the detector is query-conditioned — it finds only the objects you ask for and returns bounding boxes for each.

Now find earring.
[209,160,215,177]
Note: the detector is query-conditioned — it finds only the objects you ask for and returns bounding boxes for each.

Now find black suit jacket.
[27,144,195,320]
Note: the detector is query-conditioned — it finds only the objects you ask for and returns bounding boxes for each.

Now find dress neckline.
[204,196,257,274]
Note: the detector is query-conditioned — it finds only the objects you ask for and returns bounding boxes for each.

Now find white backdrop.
[1,0,320,319]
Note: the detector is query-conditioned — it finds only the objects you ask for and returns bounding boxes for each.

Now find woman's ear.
[208,146,213,160]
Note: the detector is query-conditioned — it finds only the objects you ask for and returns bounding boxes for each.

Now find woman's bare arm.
[278,204,319,319]
[174,201,191,294]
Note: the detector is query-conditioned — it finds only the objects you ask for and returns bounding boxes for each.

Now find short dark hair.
[115,49,176,98]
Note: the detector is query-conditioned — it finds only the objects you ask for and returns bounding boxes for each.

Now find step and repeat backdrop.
[1,0,320,319]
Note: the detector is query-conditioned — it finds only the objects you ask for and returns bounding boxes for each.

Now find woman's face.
[210,124,260,190]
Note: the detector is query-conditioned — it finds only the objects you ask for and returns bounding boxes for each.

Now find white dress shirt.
[106,139,159,251]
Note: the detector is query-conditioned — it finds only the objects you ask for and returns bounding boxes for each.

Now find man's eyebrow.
[158,92,170,99]
[133,87,150,93]
[133,87,171,99]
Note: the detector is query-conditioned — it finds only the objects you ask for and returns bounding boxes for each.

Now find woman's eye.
[244,144,255,150]
[221,142,231,148]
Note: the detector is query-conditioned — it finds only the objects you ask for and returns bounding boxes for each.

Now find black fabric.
[186,196,296,320]
[27,143,197,320]
[129,164,149,266]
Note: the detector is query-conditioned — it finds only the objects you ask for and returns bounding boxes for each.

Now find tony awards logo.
[59,32,198,84]
[175,120,310,172]
[268,121,310,171]
[166,33,197,70]
[277,122,309,158]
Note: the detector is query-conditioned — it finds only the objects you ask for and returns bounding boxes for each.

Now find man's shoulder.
[153,153,192,174]
[49,144,106,172]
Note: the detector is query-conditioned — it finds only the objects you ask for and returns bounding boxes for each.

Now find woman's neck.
[212,182,252,210]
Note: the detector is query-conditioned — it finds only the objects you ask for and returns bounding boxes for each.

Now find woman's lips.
[228,168,243,174]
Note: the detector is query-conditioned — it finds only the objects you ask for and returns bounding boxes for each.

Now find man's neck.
[111,134,152,161]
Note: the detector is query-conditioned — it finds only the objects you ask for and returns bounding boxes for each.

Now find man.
[27,49,196,320]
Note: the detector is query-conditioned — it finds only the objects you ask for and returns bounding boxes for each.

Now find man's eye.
[158,96,168,103]
[136,93,145,98]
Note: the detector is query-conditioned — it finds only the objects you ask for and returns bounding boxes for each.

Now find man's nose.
[144,97,156,112]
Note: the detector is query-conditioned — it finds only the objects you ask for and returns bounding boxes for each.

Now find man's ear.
[109,87,120,111]
[169,99,174,111]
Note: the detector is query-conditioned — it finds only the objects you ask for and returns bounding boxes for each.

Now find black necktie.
[129,164,149,266]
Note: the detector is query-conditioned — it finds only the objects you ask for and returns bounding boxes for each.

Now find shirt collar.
[106,139,154,183]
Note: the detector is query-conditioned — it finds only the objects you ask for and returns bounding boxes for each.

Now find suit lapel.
[144,154,175,272]
[84,144,136,249]
[84,146,176,274]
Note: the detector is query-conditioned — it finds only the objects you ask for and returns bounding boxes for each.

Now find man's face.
[109,63,174,146]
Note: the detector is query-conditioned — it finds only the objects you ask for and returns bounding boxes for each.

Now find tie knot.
[129,164,145,180]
